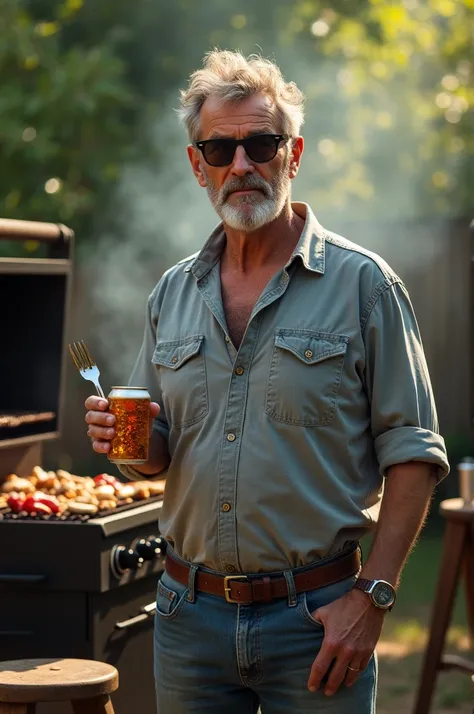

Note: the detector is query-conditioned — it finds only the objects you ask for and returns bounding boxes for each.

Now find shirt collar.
[286,202,326,274]
[185,201,326,278]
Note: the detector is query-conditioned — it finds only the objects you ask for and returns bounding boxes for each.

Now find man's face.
[188,93,303,231]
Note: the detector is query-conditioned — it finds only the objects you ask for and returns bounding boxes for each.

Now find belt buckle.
[224,575,249,604]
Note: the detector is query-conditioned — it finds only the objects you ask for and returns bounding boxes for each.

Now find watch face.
[372,581,395,608]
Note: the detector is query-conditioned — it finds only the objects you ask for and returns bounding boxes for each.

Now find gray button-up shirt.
[120,202,449,573]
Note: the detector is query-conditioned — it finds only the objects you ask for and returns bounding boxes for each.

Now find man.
[85,50,449,713]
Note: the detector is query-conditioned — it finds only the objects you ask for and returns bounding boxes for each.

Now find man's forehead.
[200,93,280,137]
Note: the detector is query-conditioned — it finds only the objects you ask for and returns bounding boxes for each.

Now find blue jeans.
[154,555,378,713]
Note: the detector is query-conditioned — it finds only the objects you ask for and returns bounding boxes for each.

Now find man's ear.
[187,145,207,187]
[289,136,304,180]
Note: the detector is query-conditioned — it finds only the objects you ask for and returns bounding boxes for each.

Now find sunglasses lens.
[245,135,279,163]
[202,140,235,167]
[200,135,283,166]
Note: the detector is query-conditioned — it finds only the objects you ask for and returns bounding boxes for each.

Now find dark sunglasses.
[195,133,289,167]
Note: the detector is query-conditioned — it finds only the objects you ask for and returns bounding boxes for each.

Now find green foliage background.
[1,0,473,255]
[1,0,471,511]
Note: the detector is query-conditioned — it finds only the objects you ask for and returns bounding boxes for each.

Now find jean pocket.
[156,572,189,620]
[265,329,348,427]
[152,334,208,429]
[298,574,358,629]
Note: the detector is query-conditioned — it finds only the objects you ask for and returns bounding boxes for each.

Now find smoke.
[81,56,453,385]
[286,58,450,278]
[82,105,216,382]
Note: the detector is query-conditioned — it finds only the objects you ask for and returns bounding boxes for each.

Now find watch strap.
[353,577,373,592]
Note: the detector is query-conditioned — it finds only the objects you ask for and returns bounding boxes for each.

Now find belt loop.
[187,564,198,603]
[283,570,297,608]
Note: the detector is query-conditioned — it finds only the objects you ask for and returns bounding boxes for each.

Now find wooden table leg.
[412,520,466,714]
[462,522,474,647]
[71,695,115,714]
[0,705,35,714]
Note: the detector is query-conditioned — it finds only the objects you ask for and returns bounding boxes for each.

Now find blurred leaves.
[0,0,132,235]
[293,0,474,218]
[0,0,473,247]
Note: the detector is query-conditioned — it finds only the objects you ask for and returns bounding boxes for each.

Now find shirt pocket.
[265,329,348,427]
[152,335,208,429]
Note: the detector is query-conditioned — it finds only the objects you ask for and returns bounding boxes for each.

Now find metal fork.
[68,340,106,399]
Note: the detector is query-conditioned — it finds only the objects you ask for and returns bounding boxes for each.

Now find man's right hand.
[84,395,160,455]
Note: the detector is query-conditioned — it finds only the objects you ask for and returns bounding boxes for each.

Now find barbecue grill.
[0,219,164,714]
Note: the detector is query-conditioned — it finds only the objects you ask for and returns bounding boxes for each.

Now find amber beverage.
[107,387,150,464]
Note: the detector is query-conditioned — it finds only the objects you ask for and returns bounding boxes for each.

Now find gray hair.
[179,49,305,141]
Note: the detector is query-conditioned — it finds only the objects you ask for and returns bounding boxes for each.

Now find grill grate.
[0,495,163,523]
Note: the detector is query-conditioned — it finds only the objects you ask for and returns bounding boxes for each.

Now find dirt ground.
[376,627,472,713]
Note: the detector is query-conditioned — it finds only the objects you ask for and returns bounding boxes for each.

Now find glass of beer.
[107,386,150,464]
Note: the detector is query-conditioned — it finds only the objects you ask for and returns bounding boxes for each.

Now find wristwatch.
[352,578,396,611]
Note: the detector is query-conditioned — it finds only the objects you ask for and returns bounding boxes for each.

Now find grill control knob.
[148,536,167,558]
[110,545,144,578]
[135,538,156,561]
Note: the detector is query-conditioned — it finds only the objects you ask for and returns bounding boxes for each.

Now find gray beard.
[204,157,291,232]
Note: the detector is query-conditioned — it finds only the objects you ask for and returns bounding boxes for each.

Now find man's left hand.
[307,588,386,696]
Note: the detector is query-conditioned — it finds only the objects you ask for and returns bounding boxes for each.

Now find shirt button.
[227,433,236,442]
[304,349,313,359]
[222,502,232,512]
[235,366,244,376]
[225,336,231,343]
[225,564,237,573]
[171,356,178,364]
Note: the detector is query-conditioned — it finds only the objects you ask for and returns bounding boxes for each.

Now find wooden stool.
[413,498,474,714]
[0,658,118,713]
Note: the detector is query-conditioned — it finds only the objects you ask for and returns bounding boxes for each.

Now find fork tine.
[81,340,96,368]
[68,343,84,371]
[77,341,92,369]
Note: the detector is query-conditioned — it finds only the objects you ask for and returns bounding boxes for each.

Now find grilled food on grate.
[0,411,55,428]
[0,466,165,517]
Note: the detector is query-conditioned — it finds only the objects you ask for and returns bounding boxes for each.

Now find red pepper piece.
[22,496,38,513]
[7,495,25,513]
[29,502,53,516]
[94,474,119,487]
[23,496,53,515]
[33,494,60,514]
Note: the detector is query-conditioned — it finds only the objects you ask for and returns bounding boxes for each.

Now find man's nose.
[230,145,255,176]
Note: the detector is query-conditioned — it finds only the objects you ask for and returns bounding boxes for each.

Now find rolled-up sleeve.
[363,281,449,480]
[117,290,169,481]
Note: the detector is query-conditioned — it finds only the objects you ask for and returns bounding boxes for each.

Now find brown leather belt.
[165,546,361,605]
